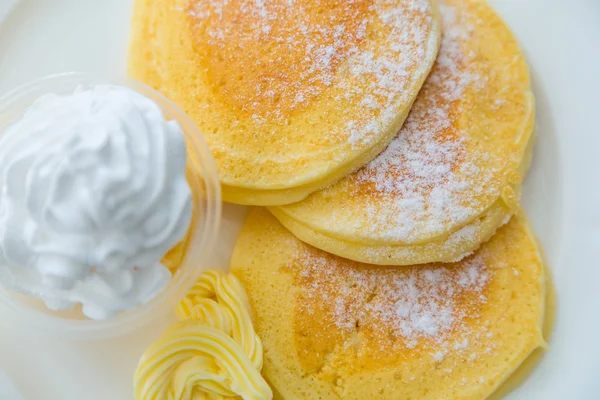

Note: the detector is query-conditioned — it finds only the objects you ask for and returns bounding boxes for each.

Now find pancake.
[128,0,441,205]
[270,0,535,264]
[230,208,549,400]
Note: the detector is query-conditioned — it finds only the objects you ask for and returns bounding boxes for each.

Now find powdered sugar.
[348,4,492,242]
[295,246,490,347]
[335,1,436,146]
[187,0,435,146]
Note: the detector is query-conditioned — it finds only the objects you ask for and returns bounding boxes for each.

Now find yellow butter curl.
[134,270,272,400]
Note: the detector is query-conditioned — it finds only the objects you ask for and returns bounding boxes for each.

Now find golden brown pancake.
[128,0,441,205]
[231,209,549,399]
[271,0,535,264]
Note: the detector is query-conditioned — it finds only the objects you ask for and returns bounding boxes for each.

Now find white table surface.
[0,0,599,399]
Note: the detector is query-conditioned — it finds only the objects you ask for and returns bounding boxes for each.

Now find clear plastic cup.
[0,73,221,340]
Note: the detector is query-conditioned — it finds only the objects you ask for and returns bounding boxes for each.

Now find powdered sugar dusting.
[334,0,436,146]
[187,0,435,146]
[347,4,493,242]
[294,245,490,348]
[190,0,371,107]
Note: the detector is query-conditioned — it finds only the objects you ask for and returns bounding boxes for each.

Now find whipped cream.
[0,84,192,320]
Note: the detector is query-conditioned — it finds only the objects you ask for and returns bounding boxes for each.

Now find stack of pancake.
[129,0,553,398]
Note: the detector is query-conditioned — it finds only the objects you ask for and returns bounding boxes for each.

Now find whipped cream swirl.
[0,84,192,320]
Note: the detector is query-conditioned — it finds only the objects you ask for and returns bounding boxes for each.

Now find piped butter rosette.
[134,270,272,400]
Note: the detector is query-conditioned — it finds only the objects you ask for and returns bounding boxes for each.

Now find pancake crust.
[231,209,547,400]
[271,0,535,263]
[129,0,441,205]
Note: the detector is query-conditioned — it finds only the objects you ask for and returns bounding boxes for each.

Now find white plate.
[0,0,598,399]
